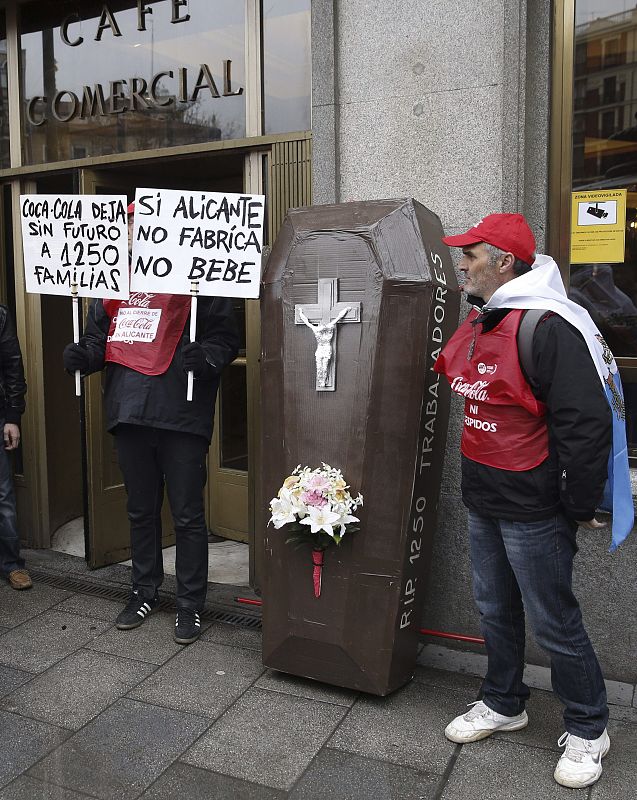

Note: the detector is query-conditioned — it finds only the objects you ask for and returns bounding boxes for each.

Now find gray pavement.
[0,554,635,799]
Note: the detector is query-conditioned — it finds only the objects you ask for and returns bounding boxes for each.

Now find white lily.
[336,514,360,536]
[278,487,306,514]
[299,506,341,535]
[269,495,298,529]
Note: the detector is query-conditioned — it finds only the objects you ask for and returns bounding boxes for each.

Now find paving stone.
[256,669,359,707]
[200,622,262,651]
[128,641,264,718]
[1,649,156,730]
[590,719,637,800]
[0,710,69,789]
[0,584,72,627]
[22,549,132,587]
[0,665,34,699]
[0,612,110,674]
[53,594,125,623]
[440,737,588,799]
[603,679,634,707]
[86,611,183,665]
[289,748,439,799]
[182,687,348,790]
[608,704,637,724]
[417,644,487,681]
[493,687,565,752]
[0,775,97,799]
[28,698,211,800]
[412,665,483,694]
[139,761,286,800]
[419,645,635,707]
[328,681,460,774]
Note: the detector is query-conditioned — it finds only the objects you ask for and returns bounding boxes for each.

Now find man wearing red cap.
[434,213,620,788]
[63,201,239,645]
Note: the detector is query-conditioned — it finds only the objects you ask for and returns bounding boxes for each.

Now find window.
[263,0,311,135]
[0,10,8,169]
[571,2,637,461]
[19,0,246,164]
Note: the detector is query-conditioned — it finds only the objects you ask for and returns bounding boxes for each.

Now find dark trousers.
[468,511,608,739]
[115,424,209,611]
[0,426,23,576]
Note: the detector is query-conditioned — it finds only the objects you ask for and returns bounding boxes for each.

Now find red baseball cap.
[127,201,135,215]
[441,213,536,265]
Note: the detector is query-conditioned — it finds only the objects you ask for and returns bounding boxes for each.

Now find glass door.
[81,150,249,562]
[560,1,637,462]
[209,301,249,543]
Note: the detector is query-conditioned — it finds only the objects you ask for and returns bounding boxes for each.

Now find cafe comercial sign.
[26,0,244,126]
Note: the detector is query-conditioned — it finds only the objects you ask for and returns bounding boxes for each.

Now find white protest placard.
[130,188,265,299]
[20,194,129,299]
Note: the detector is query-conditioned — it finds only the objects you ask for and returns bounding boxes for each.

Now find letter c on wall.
[27,96,47,126]
[61,13,84,47]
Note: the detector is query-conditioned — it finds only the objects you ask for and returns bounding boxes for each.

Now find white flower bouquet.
[268,463,363,597]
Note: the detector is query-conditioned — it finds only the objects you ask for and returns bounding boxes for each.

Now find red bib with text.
[104,292,190,376]
[435,309,549,471]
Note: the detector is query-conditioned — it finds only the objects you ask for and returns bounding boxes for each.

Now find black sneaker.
[174,608,202,645]
[115,591,159,630]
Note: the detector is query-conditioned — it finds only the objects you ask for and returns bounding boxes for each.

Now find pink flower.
[307,474,330,492]
[301,490,327,508]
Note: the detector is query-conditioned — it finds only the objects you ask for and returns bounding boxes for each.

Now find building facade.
[0,0,635,682]
[309,0,636,684]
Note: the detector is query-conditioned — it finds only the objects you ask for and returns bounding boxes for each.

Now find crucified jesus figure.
[298,306,351,388]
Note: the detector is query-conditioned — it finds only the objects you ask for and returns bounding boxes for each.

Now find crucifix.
[295,278,361,391]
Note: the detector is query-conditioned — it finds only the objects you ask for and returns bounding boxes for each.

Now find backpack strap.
[517,309,551,391]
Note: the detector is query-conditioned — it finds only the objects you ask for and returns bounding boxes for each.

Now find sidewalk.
[0,551,635,799]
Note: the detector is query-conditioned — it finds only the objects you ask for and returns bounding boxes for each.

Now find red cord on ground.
[419,628,485,645]
[235,596,262,606]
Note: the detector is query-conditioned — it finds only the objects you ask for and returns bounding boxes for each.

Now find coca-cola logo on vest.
[450,377,490,401]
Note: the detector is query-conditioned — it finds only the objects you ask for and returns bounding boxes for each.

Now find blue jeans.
[0,429,23,576]
[468,511,608,738]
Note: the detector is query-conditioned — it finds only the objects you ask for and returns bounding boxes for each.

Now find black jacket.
[0,305,26,426]
[82,296,239,442]
[460,307,612,522]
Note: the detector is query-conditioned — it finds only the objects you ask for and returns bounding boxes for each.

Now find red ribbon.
[311,549,324,598]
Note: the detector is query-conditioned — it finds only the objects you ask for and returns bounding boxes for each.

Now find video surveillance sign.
[578,200,616,225]
[570,189,627,264]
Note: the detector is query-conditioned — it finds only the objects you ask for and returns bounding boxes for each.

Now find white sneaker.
[554,729,610,788]
[444,700,529,743]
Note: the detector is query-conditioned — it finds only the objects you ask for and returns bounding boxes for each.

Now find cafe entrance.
[9,137,311,580]
[0,0,312,585]
[81,152,252,568]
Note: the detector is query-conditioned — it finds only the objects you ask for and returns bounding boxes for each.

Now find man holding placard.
[63,200,240,645]
[0,305,30,590]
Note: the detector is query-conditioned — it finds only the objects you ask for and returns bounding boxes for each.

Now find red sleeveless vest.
[435,309,549,471]
[104,292,190,376]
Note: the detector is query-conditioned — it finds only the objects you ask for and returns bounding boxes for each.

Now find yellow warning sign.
[570,189,627,263]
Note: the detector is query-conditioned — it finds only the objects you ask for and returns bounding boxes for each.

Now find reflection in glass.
[263,0,311,134]
[0,11,8,169]
[19,0,246,165]
[572,2,637,459]
[232,298,247,354]
[623,379,637,461]
[569,263,637,356]
[220,365,248,471]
